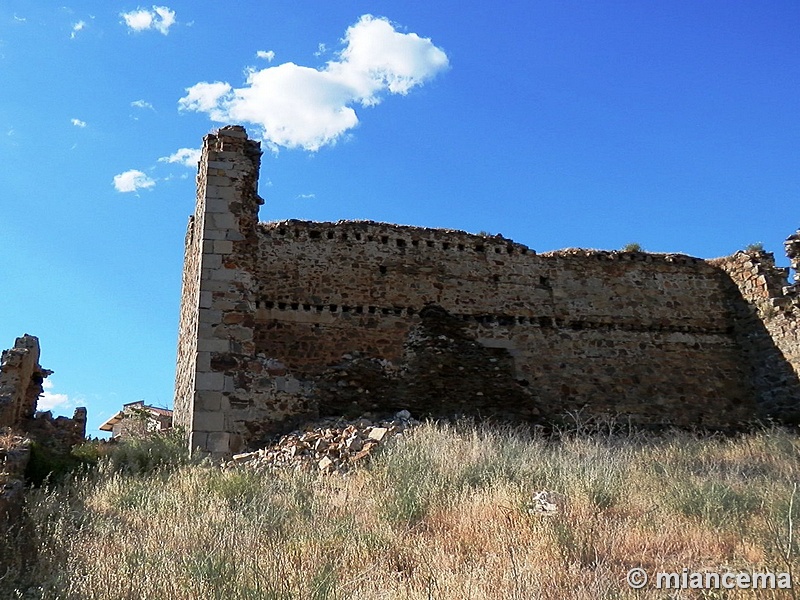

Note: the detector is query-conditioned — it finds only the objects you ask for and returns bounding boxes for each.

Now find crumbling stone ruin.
[0,334,86,447]
[174,126,800,456]
[0,335,87,525]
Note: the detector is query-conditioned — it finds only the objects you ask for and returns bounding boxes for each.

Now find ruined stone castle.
[174,126,800,455]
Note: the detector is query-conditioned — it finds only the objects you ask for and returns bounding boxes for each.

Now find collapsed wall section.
[710,237,800,421]
[0,334,87,462]
[0,335,50,428]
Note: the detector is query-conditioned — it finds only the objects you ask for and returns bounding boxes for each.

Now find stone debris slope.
[225,410,419,474]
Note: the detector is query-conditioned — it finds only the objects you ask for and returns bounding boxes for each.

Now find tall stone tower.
[173,126,262,454]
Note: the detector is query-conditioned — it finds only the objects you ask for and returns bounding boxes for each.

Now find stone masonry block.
[206,175,234,186]
[209,212,238,230]
[196,372,224,391]
[199,291,213,309]
[208,267,238,282]
[189,431,208,452]
[205,186,237,201]
[196,391,224,411]
[193,410,225,432]
[202,254,223,270]
[197,338,230,353]
[198,308,223,324]
[207,432,231,454]
[196,351,211,371]
[202,280,236,292]
[213,240,234,254]
[205,198,231,214]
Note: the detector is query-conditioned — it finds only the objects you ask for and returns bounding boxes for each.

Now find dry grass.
[4,422,800,599]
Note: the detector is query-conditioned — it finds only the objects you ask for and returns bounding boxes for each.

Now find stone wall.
[0,335,50,428]
[0,334,87,449]
[174,126,799,455]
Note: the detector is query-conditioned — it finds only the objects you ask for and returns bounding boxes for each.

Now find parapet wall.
[174,127,800,455]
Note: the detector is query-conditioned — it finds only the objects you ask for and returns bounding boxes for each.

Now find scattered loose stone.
[527,491,563,516]
[223,411,420,475]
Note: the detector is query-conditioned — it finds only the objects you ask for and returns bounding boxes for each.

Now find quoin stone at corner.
[173,125,800,456]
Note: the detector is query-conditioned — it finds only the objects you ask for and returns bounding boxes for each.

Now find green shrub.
[102,428,193,475]
[745,242,765,253]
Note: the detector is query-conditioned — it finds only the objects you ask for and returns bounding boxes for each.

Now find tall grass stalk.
[3,422,800,599]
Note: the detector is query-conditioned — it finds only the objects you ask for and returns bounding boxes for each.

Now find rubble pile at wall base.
[224,410,419,475]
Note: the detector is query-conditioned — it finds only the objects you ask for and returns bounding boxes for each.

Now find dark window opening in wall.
[475,244,485,252]
[517,378,530,387]
[521,248,528,254]
[367,235,374,242]
[426,240,435,248]
[278,228,286,235]
[327,231,335,239]
[368,306,377,314]
[309,230,321,239]
[411,240,419,247]
[381,236,389,244]
[495,247,502,254]
[393,307,402,315]
[442,242,450,250]
[457,243,465,251]
[264,300,275,309]
[303,304,311,311]
[316,305,324,312]
[539,316,552,327]
[342,305,351,312]
[506,245,514,254]
[355,306,363,314]
[379,265,387,275]
[255,300,260,309]
[407,307,416,316]
[341,233,349,241]
[355,233,362,240]
[290,302,299,310]
[381,308,391,315]
[329,304,338,312]
[397,238,406,247]
[278,302,287,310]
[294,229,300,238]
[492,274,500,283]
[539,275,550,287]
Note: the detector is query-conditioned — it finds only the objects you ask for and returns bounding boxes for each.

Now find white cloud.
[113,169,156,193]
[39,379,74,412]
[256,50,275,62]
[297,193,316,200]
[179,15,448,151]
[131,99,154,110]
[314,43,327,57]
[71,118,87,128]
[159,147,201,168]
[121,5,176,35]
[71,20,86,39]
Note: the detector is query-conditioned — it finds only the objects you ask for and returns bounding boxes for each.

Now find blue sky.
[1,2,798,435]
